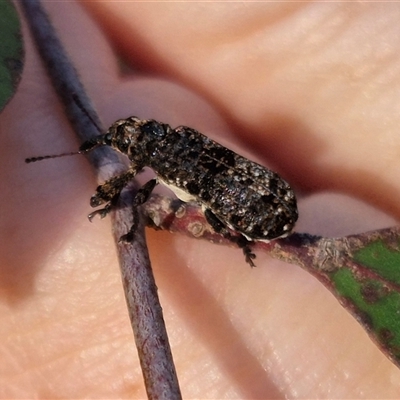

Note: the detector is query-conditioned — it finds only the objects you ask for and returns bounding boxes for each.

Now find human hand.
[1,1,400,397]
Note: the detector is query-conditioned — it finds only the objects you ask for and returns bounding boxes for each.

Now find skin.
[1,1,400,397]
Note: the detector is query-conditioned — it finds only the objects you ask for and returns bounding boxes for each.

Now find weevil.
[82,117,297,266]
[27,117,298,266]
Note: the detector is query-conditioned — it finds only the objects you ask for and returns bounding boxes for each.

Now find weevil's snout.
[79,135,108,153]
[79,128,115,153]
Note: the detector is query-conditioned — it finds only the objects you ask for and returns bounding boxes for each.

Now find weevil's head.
[78,118,140,154]
[26,117,169,164]
[79,117,169,160]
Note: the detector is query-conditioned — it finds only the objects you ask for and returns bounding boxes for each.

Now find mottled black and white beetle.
[79,117,298,266]
[27,117,297,266]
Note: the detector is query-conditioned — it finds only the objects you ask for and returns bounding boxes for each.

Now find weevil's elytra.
[80,117,298,266]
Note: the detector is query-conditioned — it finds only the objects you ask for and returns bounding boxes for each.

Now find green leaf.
[310,232,400,367]
[0,0,24,112]
[266,228,400,368]
[332,266,400,365]
[354,240,400,284]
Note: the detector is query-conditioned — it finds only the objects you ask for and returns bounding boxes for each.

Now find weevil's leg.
[235,235,257,268]
[204,209,256,267]
[120,178,158,242]
[88,192,120,221]
[132,178,158,207]
[91,169,138,207]
[88,168,137,221]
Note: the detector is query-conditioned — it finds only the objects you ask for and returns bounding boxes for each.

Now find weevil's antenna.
[26,95,105,164]
[25,151,84,163]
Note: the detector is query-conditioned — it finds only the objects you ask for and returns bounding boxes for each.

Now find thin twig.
[19,1,182,398]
